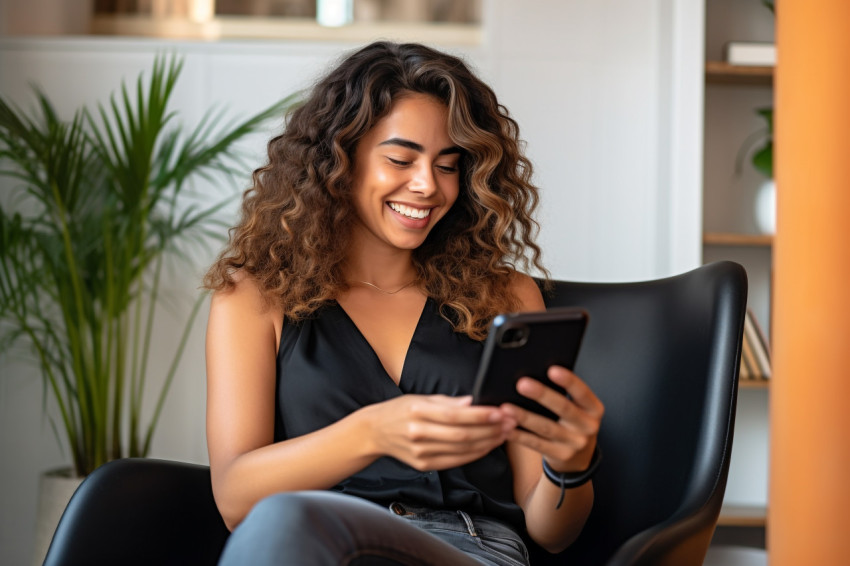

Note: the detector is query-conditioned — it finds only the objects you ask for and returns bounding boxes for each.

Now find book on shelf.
[740,330,757,380]
[749,308,771,357]
[725,42,776,66]
[745,309,771,379]
[739,310,771,381]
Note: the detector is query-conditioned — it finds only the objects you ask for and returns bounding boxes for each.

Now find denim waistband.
[386,501,521,540]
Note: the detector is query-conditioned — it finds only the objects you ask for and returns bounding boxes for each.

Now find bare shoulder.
[211,272,272,313]
[208,272,283,348]
[509,271,546,312]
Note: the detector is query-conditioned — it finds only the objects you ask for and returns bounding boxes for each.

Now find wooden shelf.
[91,15,482,44]
[703,233,773,247]
[739,379,769,390]
[705,61,774,86]
[718,504,767,527]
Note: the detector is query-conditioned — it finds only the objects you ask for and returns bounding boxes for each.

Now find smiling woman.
[202,41,605,565]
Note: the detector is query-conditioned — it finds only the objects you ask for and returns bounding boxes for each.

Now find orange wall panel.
[770,1,850,563]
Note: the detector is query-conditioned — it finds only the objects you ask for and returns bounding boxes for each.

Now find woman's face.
[349,92,461,253]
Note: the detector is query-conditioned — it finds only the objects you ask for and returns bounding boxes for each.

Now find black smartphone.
[471,307,588,420]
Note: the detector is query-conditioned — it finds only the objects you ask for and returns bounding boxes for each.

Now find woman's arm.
[206,277,513,530]
[504,274,605,553]
[206,277,377,529]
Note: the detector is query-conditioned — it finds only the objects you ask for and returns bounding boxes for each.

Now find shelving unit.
[704,60,774,527]
[701,63,774,356]
[705,61,773,86]
[703,232,773,247]
[703,0,775,538]
[717,504,768,527]
[738,379,769,390]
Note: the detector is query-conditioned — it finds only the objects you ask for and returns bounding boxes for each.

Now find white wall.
[0,1,704,563]
[482,0,704,283]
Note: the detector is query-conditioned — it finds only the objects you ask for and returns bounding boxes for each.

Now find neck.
[343,231,417,288]
[344,259,417,289]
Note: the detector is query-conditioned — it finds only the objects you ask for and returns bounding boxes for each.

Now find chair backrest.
[530,261,747,566]
[43,458,229,566]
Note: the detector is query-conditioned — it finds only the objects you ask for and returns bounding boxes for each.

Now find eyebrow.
[378,137,463,156]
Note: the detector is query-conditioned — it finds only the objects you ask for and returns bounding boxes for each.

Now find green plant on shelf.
[737,107,773,179]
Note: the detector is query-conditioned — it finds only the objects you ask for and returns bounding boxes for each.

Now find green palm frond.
[0,54,297,476]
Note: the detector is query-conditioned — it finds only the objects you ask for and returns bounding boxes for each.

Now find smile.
[388,202,431,220]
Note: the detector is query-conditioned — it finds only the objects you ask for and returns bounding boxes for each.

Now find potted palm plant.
[0,55,295,561]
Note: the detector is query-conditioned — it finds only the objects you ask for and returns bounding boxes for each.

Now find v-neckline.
[335,298,430,388]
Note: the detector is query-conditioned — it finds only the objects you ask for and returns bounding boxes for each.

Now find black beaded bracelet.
[542,446,602,509]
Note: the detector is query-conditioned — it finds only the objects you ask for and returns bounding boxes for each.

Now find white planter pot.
[755,178,776,234]
[31,468,83,566]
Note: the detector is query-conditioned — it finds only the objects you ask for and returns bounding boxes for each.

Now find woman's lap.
[218,491,529,566]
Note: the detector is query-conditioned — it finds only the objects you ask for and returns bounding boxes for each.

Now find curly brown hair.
[204,41,548,340]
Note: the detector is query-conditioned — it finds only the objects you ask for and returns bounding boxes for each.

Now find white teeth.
[389,202,430,219]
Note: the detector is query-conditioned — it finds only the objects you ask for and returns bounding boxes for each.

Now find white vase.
[755,178,776,234]
[31,468,83,566]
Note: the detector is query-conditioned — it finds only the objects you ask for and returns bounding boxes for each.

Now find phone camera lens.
[500,326,530,348]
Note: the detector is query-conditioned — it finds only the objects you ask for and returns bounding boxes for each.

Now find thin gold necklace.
[356,280,416,295]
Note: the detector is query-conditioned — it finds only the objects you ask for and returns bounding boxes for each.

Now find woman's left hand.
[500,365,604,473]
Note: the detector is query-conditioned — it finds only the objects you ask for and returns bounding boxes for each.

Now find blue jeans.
[218,491,530,566]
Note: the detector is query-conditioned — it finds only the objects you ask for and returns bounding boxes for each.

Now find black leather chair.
[530,260,747,566]
[43,261,747,566]
[42,459,228,566]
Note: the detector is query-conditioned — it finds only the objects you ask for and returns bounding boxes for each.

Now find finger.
[547,367,605,418]
[441,395,473,406]
[513,378,596,435]
[414,435,508,458]
[410,396,510,426]
[404,419,513,445]
[514,373,603,434]
[499,401,571,442]
[506,428,595,471]
[514,377,577,422]
[402,432,512,470]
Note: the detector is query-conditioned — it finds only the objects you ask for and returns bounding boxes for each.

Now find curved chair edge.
[44,458,229,566]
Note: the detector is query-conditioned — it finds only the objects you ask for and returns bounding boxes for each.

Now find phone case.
[471,307,588,420]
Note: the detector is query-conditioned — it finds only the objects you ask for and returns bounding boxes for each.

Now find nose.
[407,164,437,197]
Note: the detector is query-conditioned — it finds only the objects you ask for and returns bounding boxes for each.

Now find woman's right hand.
[361,394,516,471]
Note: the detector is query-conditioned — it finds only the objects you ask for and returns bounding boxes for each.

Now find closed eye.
[436,164,459,173]
[387,157,411,167]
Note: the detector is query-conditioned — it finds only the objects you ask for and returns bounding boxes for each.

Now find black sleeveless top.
[275,298,525,530]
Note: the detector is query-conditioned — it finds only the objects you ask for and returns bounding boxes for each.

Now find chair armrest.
[606,506,721,566]
[44,458,229,566]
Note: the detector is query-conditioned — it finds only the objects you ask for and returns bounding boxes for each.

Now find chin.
[392,239,428,250]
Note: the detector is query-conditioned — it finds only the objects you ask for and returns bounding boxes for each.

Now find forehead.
[366,93,451,138]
